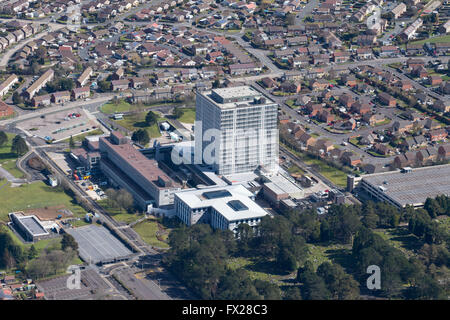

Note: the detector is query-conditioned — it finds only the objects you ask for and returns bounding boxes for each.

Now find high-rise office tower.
[195,86,278,175]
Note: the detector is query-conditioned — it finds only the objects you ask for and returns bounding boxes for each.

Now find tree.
[212,79,220,89]
[326,205,361,244]
[283,286,302,300]
[12,91,22,105]
[0,131,7,147]
[98,80,111,92]
[405,275,445,300]
[285,13,296,26]
[69,135,75,149]
[424,198,443,218]
[61,233,78,252]
[28,245,38,260]
[145,111,158,126]
[316,262,360,300]
[277,248,298,272]
[11,135,28,156]
[236,223,254,255]
[116,189,134,212]
[254,279,281,300]
[301,272,331,300]
[172,106,184,119]
[131,129,150,145]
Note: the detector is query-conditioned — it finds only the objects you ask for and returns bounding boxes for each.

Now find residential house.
[51,91,71,104]
[71,87,90,100]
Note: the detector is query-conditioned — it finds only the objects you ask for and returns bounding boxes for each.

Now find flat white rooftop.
[212,86,260,100]
[265,174,304,199]
[175,184,268,222]
[200,86,276,109]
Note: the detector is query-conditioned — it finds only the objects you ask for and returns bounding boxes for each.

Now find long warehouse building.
[99,131,181,210]
[353,164,450,208]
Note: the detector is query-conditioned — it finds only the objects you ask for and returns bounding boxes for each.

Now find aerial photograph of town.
[0,0,448,307]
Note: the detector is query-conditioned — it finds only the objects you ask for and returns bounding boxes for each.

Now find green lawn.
[349,137,365,149]
[226,257,287,285]
[0,133,24,178]
[306,243,354,272]
[101,99,135,114]
[63,128,105,145]
[372,228,421,258]
[132,218,170,249]
[282,143,348,188]
[177,108,196,123]
[410,34,450,45]
[96,199,140,224]
[113,111,167,139]
[287,164,305,175]
[0,181,87,223]
[302,157,348,188]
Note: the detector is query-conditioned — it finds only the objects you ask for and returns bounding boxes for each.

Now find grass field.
[287,164,305,175]
[0,181,87,223]
[302,157,348,188]
[226,257,289,285]
[63,128,105,145]
[101,99,135,114]
[132,217,170,249]
[410,34,450,45]
[306,243,353,271]
[0,132,24,178]
[282,143,348,187]
[113,111,167,139]
[177,108,196,123]
[372,228,421,258]
[96,199,141,224]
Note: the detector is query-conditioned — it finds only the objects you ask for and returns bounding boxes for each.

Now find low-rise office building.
[174,184,268,233]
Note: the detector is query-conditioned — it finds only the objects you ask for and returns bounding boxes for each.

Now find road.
[295,0,320,24]
[0,93,120,126]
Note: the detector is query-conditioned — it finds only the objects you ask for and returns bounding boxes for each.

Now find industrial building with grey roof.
[358,164,450,208]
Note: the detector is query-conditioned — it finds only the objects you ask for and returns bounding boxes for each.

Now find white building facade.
[174,185,269,233]
[195,86,279,175]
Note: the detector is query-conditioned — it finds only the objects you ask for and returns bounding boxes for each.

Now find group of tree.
[0,226,79,280]
[408,209,449,245]
[0,227,27,270]
[165,224,282,300]
[236,214,309,273]
[131,129,150,146]
[294,261,360,300]
[45,78,75,93]
[352,227,446,299]
[164,193,450,300]
[26,248,76,279]
[104,188,135,213]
